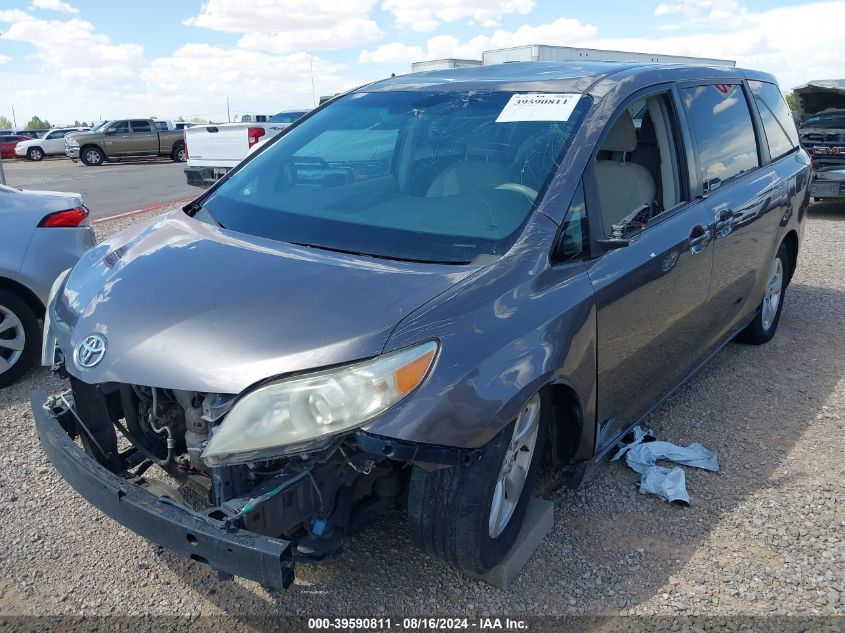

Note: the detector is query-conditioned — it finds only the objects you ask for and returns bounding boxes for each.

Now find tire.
[27,147,43,161]
[80,146,105,166]
[735,242,790,345]
[0,290,40,389]
[408,390,548,574]
[172,143,187,162]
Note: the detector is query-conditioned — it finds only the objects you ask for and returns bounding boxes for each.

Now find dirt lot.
[0,202,843,625]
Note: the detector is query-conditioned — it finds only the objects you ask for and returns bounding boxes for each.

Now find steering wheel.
[495,183,539,203]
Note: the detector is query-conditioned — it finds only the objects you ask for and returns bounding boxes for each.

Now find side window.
[111,121,130,133]
[155,121,168,132]
[131,120,152,133]
[748,80,800,161]
[593,92,687,237]
[46,131,62,139]
[554,181,588,262]
[681,84,759,192]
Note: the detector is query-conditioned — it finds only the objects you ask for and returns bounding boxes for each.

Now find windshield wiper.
[288,242,468,265]
[183,200,226,229]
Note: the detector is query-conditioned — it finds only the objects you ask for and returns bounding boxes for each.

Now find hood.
[794,80,845,120]
[55,211,474,393]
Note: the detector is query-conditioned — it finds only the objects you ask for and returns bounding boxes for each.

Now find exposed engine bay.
[56,374,412,567]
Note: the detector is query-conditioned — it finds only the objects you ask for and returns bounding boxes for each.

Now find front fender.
[364,219,597,453]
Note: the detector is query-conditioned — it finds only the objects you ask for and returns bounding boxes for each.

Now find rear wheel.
[0,290,39,388]
[408,391,548,574]
[80,146,105,166]
[736,243,789,345]
[27,147,43,161]
[172,143,187,162]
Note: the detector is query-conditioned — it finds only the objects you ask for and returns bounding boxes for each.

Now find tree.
[24,115,51,130]
[784,91,799,112]
[190,116,208,124]
[0,115,12,129]
[73,120,88,127]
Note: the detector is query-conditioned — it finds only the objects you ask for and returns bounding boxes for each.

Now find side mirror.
[104,129,116,135]
[596,238,630,251]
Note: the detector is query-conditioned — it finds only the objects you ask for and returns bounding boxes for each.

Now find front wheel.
[736,243,789,345]
[80,146,105,166]
[27,147,43,161]
[407,391,548,574]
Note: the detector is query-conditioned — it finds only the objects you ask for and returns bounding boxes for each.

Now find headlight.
[67,138,79,147]
[202,341,438,465]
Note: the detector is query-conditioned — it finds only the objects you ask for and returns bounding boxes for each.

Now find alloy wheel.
[488,393,541,538]
[761,257,783,331]
[0,305,25,375]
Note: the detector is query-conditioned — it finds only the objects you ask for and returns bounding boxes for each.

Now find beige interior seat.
[426,160,509,197]
[594,110,656,235]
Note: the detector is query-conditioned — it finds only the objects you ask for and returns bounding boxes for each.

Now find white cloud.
[360,17,598,63]
[185,0,377,33]
[654,0,742,18]
[0,54,11,64]
[0,13,143,80]
[30,0,79,14]
[238,18,383,54]
[381,0,535,32]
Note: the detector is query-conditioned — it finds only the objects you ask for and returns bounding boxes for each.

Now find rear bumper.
[31,390,295,589]
[184,166,223,188]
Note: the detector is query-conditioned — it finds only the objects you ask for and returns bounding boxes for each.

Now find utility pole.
[0,153,6,186]
[11,105,16,129]
[310,55,316,108]
[226,96,230,123]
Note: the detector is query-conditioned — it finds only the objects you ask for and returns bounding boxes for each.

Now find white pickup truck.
[183,110,307,188]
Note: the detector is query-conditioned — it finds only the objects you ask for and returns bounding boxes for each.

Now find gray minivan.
[33,61,809,588]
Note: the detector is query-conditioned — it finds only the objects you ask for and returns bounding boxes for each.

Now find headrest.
[602,110,637,153]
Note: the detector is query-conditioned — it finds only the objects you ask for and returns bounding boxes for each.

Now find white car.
[15,127,90,161]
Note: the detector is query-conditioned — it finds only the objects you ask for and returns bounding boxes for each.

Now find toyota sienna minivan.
[33,61,809,589]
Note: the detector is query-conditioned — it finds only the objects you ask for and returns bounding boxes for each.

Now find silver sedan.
[0,185,95,387]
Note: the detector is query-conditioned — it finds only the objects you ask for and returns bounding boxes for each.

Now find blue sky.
[0,0,842,125]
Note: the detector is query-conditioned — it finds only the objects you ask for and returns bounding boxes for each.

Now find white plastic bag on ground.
[611,426,718,505]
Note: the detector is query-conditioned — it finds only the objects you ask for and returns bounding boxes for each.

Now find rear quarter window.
[748,80,799,160]
[681,84,760,191]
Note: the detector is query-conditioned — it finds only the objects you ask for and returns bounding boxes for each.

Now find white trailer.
[481,45,735,67]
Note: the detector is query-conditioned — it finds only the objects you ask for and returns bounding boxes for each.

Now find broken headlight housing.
[201,341,438,465]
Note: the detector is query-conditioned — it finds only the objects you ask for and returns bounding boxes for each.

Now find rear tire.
[0,290,40,389]
[80,146,105,166]
[735,243,789,345]
[171,143,187,162]
[407,390,548,574]
[27,147,43,161]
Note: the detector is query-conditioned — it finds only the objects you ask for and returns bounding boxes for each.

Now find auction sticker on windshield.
[495,93,582,123]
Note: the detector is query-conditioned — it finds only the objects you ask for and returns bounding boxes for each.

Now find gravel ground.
[0,201,843,625]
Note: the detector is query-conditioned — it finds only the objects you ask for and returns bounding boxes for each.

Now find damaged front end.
[33,371,428,588]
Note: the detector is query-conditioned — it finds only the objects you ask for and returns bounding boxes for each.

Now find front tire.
[408,391,548,574]
[80,146,105,166]
[0,290,40,388]
[27,147,43,161]
[736,243,789,345]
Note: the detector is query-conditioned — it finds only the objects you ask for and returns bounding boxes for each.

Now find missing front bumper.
[30,390,295,589]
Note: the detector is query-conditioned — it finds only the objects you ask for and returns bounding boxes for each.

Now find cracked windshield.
[201,90,590,263]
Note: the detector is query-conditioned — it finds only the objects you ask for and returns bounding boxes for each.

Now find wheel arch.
[544,379,588,466]
[0,276,45,319]
[781,229,799,285]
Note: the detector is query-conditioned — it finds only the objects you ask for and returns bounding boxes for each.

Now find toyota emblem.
[74,334,107,369]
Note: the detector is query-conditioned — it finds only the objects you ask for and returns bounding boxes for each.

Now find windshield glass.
[202,90,590,264]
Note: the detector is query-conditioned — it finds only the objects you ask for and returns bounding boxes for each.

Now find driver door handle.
[689,224,712,255]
